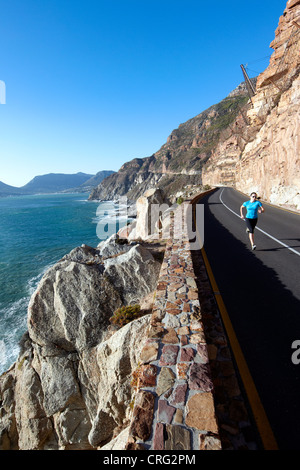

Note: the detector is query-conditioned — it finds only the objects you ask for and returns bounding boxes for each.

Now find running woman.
[240,192,265,250]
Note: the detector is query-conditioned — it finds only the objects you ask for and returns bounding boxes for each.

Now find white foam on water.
[0,297,28,374]
[0,262,54,375]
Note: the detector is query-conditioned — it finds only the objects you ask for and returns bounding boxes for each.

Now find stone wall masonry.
[126,204,221,450]
[125,192,260,451]
[123,198,218,450]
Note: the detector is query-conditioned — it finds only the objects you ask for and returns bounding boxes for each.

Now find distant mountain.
[21,172,94,193]
[0,181,24,197]
[77,171,115,190]
[0,171,115,197]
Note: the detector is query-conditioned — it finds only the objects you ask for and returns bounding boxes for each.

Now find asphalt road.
[198,187,300,450]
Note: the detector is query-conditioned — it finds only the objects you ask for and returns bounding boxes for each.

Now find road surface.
[198,187,300,450]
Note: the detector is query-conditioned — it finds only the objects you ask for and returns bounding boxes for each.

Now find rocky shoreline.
[1,1,299,449]
[0,188,175,450]
[0,187,261,450]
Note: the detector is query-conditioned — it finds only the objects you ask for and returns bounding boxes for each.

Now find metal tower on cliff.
[240,64,256,97]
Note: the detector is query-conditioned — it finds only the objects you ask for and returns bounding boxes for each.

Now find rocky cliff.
[0,241,162,449]
[89,91,251,203]
[90,0,300,210]
[235,0,300,209]
[1,0,299,453]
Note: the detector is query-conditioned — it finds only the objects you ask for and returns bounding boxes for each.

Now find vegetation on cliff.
[89,89,250,203]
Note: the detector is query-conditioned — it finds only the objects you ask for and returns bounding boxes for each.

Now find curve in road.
[197,187,300,450]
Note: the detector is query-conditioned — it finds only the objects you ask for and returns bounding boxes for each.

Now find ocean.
[0,192,128,375]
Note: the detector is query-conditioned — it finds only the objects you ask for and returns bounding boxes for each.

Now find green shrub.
[177,196,184,205]
[110,304,143,328]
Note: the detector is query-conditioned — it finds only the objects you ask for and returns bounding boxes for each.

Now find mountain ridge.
[89,82,253,203]
[0,171,115,197]
[89,0,300,211]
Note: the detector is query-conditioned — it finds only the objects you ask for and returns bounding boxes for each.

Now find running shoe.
[252,245,256,250]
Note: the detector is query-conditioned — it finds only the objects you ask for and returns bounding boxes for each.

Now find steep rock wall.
[89,94,250,202]
[0,243,161,450]
[202,1,300,209]
[236,76,300,208]
[235,0,300,209]
[201,108,255,187]
[88,2,299,209]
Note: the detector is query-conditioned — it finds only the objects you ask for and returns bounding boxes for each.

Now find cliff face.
[235,0,300,209]
[0,242,161,449]
[90,1,300,210]
[203,0,300,208]
[1,0,299,453]
[89,91,250,202]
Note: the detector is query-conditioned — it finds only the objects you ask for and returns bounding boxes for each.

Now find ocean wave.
[0,297,28,375]
[27,262,54,295]
[0,339,20,375]
[0,193,119,375]
[0,263,55,375]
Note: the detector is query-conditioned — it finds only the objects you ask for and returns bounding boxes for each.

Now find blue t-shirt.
[243,200,262,219]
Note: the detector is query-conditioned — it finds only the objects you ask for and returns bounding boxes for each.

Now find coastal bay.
[0,193,122,374]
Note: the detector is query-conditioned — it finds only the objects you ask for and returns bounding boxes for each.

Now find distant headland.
[0,171,115,197]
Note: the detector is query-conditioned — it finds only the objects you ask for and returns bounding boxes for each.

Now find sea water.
[0,193,127,375]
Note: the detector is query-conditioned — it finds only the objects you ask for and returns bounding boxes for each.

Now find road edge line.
[200,247,278,450]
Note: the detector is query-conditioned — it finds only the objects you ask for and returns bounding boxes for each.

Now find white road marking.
[219,188,300,257]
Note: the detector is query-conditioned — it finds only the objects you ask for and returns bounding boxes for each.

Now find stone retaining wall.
[125,198,222,450]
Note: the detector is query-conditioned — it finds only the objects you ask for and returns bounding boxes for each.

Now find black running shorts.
[245,217,258,233]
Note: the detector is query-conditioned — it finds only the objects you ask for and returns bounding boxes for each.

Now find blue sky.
[0,0,287,187]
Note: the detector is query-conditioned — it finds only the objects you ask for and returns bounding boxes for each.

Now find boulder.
[135,188,170,240]
[28,243,160,352]
[97,233,133,259]
[1,312,151,450]
[88,315,150,447]
[1,236,159,450]
[27,256,122,352]
[104,244,161,305]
